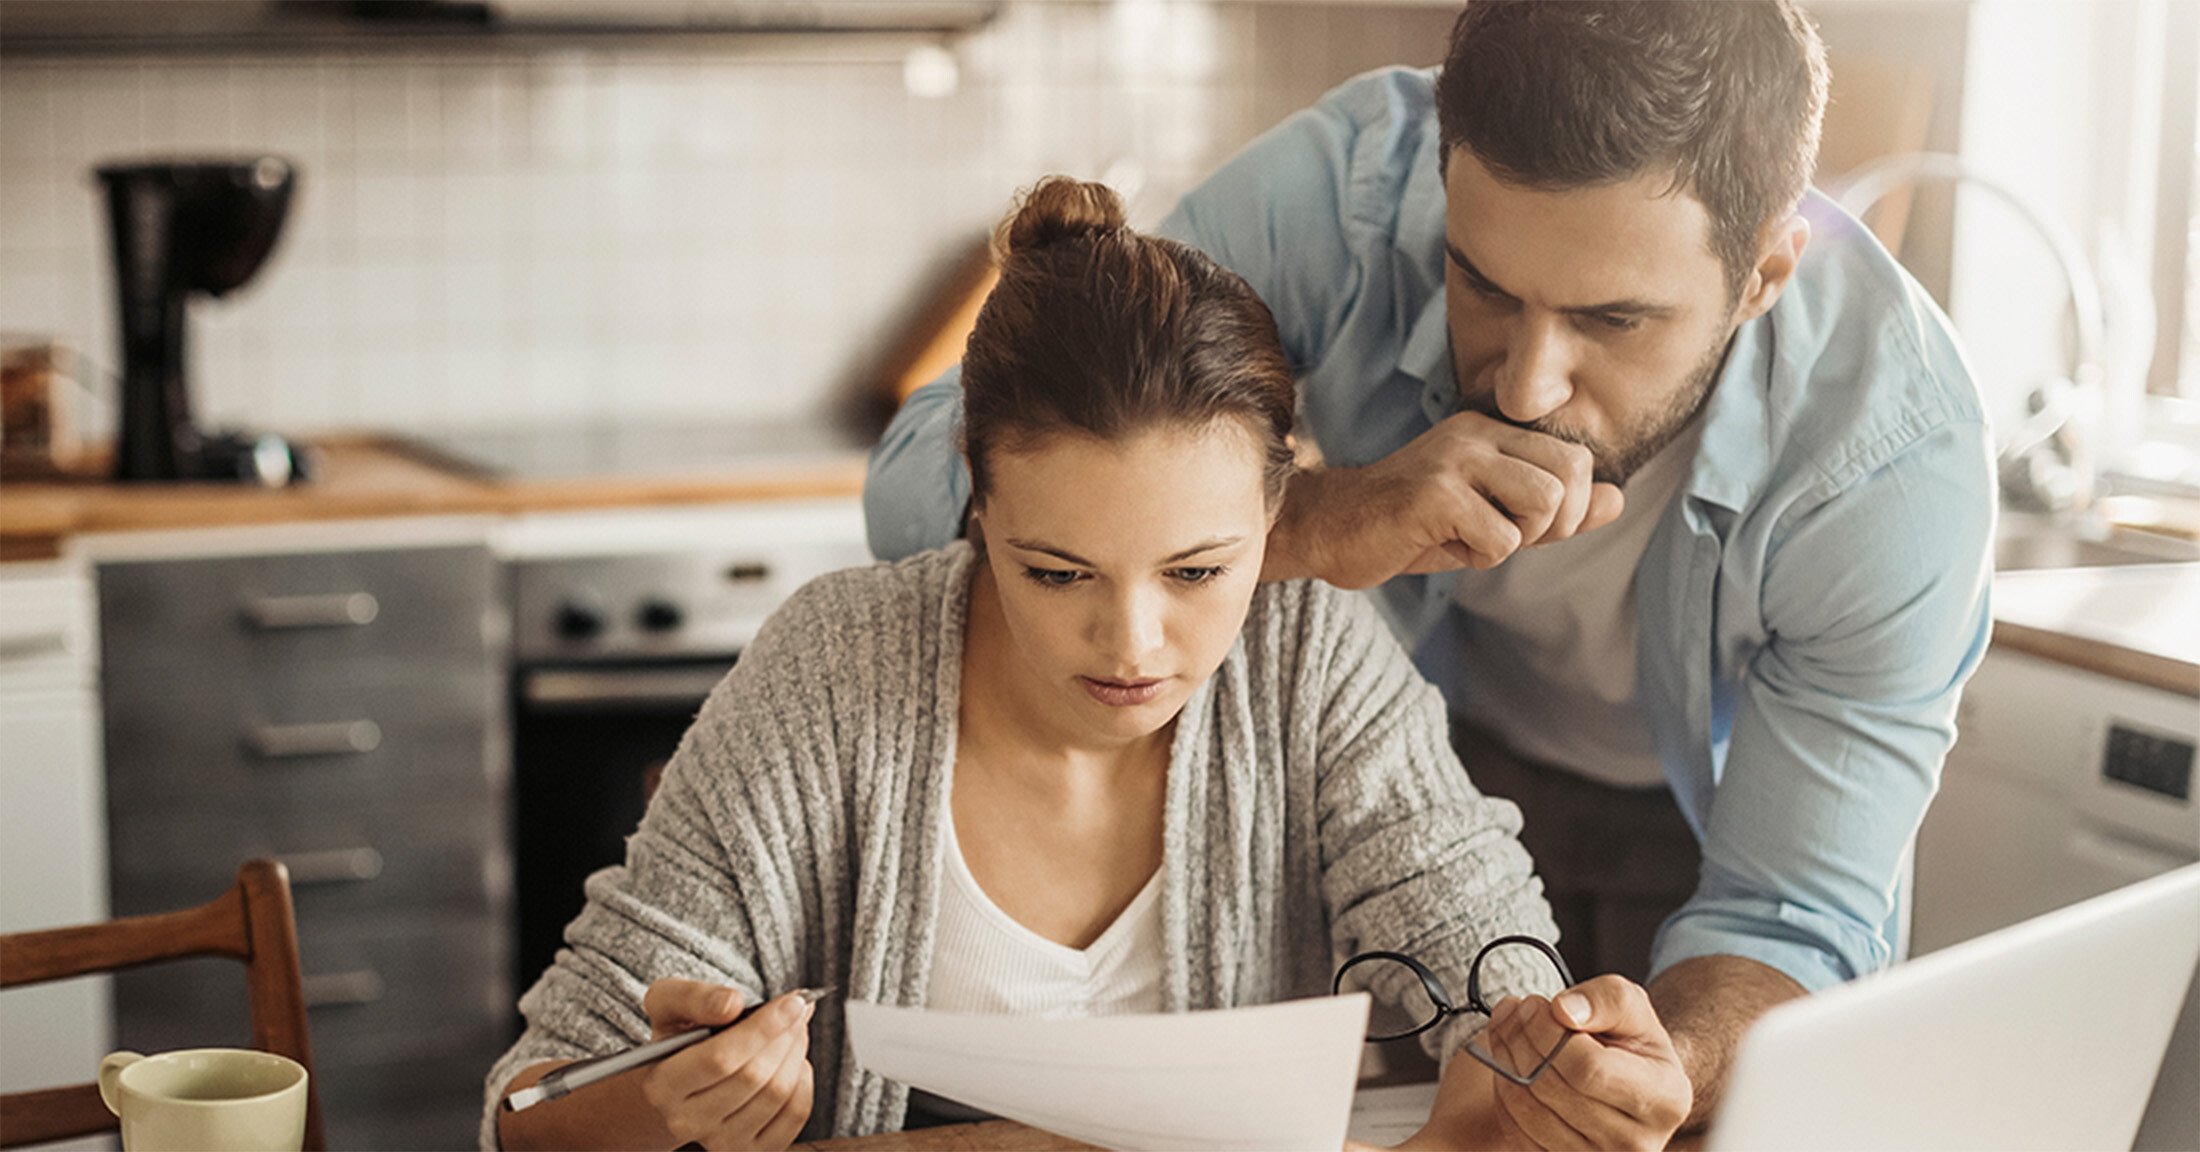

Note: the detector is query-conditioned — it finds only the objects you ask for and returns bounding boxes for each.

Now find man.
[866,2,1994,1146]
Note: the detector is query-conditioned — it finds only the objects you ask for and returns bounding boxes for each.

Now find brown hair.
[960,176,1296,506]
[1435,0,1829,289]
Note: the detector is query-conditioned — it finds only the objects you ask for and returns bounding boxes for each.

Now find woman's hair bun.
[996,176,1128,260]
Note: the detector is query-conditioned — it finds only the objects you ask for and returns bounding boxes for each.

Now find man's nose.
[1494,316,1574,423]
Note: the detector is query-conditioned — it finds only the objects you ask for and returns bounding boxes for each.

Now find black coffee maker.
[99,157,310,485]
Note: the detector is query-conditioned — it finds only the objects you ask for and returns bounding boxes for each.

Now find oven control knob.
[555,600,606,641]
[637,598,684,633]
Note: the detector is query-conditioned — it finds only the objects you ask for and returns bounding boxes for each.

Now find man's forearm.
[1648,954,1806,1132]
[1259,465,1332,583]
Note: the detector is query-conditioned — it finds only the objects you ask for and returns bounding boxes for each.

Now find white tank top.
[923,805,1166,1017]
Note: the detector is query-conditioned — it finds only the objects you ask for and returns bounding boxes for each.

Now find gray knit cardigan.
[481,543,1558,1147]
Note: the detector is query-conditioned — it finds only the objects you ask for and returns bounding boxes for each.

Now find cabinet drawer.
[103,658,497,802]
[0,562,95,694]
[99,545,497,672]
[109,794,502,921]
[293,912,509,1061]
[103,630,497,711]
[313,1048,507,1152]
[115,911,508,1065]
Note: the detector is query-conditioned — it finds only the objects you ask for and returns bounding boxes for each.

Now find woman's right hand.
[638,978,816,1151]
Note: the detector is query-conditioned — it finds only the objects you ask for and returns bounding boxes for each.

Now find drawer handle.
[0,630,76,661]
[274,847,385,886]
[302,969,385,1008]
[247,720,382,759]
[240,593,380,631]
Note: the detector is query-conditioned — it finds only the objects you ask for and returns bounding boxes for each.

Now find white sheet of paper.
[844,995,1371,1151]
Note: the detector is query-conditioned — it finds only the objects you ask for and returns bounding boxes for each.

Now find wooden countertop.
[10,445,2192,704]
[1991,563,2200,699]
[0,435,867,561]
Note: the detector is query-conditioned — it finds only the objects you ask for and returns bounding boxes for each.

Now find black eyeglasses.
[1331,934,1575,1087]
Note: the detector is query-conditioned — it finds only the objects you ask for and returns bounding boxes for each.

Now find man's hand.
[1480,976,1691,1151]
[1264,412,1624,587]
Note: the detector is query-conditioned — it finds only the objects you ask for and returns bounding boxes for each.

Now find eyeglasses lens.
[1336,955,1444,1042]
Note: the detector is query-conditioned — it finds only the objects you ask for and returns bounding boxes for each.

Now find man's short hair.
[1435,0,1830,291]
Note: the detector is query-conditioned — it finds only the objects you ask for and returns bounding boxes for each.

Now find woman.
[485,178,1595,1150]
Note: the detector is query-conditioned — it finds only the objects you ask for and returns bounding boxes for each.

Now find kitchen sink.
[1994,509,2200,570]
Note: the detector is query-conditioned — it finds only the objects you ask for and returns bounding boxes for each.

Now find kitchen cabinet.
[0,559,111,1142]
[95,535,509,1152]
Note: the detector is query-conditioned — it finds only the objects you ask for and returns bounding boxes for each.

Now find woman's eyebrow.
[1002,536,1246,566]
[1161,537,1244,564]
[1005,539,1094,566]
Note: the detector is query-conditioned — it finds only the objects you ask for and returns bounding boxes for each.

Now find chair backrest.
[0,859,326,1151]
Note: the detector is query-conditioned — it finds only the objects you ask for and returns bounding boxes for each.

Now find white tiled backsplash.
[0,2,1453,438]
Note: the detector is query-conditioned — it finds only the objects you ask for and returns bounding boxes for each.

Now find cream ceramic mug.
[98,1048,308,1152]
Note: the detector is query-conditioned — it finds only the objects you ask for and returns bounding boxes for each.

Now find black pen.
[503,986,836,1112]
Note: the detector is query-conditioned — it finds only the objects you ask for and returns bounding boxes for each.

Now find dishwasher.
[1913,563,2198,1151]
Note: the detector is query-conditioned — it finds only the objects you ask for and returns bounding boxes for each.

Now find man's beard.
[1461,330,1732,486]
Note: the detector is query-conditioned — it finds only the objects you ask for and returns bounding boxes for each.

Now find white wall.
[0,3,1455,438]
[1949,0,2173,460]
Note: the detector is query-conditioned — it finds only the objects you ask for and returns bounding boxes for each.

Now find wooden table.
[797,1119,1707,1150]
[793,1111,1716,1150]
[799,1120,1097,1150]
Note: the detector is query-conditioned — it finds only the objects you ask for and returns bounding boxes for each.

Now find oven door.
[510,658,732,993]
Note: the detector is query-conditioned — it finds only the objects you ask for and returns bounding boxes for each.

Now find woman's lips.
[1079,676,1165,708]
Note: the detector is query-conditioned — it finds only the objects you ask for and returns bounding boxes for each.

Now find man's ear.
[1736,213,1811,323]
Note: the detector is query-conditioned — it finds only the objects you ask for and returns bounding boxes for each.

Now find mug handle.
[98,1051,144,1116]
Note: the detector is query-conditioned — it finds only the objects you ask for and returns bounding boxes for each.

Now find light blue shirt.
[863,68,1995,993]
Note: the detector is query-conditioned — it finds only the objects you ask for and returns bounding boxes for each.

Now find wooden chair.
[0,859,327,1151]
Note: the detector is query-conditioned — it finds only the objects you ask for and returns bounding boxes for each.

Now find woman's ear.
[958,452,981,543]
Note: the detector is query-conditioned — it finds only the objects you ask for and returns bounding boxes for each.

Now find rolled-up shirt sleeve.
[1652,419,1995,990]
[864,368,971,561]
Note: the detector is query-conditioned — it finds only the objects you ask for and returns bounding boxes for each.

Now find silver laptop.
[1709,862,2200,1151]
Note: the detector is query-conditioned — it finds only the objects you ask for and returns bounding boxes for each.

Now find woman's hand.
[639,978,816,1151]
[1479,975,1691,1150]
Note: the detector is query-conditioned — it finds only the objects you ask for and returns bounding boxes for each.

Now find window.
[2155,1,2199,399]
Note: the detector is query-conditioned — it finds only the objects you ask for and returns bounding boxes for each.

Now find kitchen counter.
[1991,562,2200,699]
[0,435,867,561]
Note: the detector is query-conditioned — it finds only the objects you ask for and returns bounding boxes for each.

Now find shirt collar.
[1684,313,1774,514]
[1406,291,1460,426]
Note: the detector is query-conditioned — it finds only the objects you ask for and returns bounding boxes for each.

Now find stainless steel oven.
[498,501,872,995]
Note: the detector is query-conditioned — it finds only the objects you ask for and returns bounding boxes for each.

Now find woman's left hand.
[1479,974,1692,1150]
